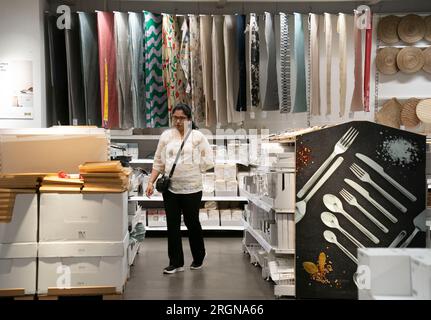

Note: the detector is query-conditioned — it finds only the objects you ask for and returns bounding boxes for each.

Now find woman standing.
[146,104,214,274]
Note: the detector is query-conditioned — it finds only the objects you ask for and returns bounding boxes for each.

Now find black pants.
[162,190,205,267]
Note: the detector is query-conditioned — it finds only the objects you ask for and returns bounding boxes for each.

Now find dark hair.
[172,103,199,130]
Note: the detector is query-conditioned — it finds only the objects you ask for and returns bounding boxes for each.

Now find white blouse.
[153,129,214,194]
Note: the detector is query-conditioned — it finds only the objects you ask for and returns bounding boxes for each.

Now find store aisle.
[124,237,276,300]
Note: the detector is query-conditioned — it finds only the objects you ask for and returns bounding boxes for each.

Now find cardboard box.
[0,130,108,173]
[38,234,129,295]
[220,209,232,221]
[0,194,37,243]
[0,243,37,294]
[411,254,431,300]
[357,248,430,300]
[40,193,128,242]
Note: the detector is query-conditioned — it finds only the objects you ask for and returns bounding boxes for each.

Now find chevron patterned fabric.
[144,11,168,128]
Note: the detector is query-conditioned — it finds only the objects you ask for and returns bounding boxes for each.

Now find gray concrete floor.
[124,237,276,300]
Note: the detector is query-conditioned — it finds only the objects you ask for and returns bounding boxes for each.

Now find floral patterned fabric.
[162,14,189,122]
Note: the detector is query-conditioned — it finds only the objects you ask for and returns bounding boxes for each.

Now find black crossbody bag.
[156,129,193,194]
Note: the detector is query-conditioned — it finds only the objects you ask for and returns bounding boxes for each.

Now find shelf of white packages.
[129,196,248,202]
[242,219,294,255]
[111,135,250,141]
[129,159,249,166]
[146,226,245,231]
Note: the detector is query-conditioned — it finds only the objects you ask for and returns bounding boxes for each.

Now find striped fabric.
[128,12,146,128]
[279,13,291,113]
[144,11,168,128]
[97,12,119,129]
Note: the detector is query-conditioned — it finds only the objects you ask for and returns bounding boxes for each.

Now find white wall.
[0,0,47,128]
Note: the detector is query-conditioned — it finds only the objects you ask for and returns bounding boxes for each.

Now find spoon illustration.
[295,157,344,223]
[323,230,358,264]
[323,194,379,244]
[321,212,365,248]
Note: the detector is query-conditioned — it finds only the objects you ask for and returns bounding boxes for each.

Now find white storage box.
[199,209,209,221]
[0,243,37,294]
[411,254,431,300]
[220,209,232,221]
[215,165,225,181]
[357,248,430,300]
[0,194,37,243]
[215,180,226,192]
[40,193,128,242]
[38,234,129,295]
[224,164,237,181]
[201,219,220,227]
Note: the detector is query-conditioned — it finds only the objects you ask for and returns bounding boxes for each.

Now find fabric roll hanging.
[128,12,146,128]
[293,13,307,113]
[144,11,168,128]
[350,10,364,112]
[337,13,347,118]
[249,13,260,109]
[65,13,86,126]
[114,12,134,129]
[163,14,189,120]
[212,15,228,126]
[236,14,247,112]
[78,12,101,127]
[309,13,321,116]
[180,18,192,96]
[224,15,243,124]
[279,13,291,113]
[189,15,206,127]
[245,15,252,109]
[324,13,333,116]
[261,12,279,110]
[46,14,69,127]
[200,15,217,127]
[364,13,373,113]
[97,11,119,129]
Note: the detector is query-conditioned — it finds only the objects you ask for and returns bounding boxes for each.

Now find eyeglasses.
[172,116,188,122]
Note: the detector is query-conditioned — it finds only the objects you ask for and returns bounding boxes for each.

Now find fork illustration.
[340,189,389,233]
[297,127,359,199]
[350,163,407,213]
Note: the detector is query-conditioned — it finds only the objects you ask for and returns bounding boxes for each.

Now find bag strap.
[168,129,193,179]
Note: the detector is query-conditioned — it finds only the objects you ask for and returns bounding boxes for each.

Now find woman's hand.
[146,182,155,198]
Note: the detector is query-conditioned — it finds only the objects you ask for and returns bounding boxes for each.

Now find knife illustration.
[344,178,398,223]
[355,153,417,202]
